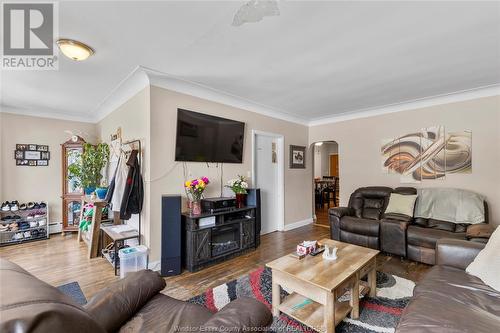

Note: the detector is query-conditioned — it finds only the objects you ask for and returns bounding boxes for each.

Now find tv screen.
[175,109,245,163]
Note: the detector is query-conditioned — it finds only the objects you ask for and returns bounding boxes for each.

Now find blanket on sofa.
[415,188,485,224]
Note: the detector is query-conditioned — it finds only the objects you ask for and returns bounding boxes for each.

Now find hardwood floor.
[314,206,331,227]
[0,224,430,301]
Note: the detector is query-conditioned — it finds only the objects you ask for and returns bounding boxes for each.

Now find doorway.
[313,141,340,227]
[252,130,284,234]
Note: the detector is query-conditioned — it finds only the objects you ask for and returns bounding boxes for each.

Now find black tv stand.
[181,192,260,272]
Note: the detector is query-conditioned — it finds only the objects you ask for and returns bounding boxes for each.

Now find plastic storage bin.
[119,245,148,278]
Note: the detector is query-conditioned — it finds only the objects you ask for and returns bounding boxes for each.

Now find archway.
[311,141,340,227]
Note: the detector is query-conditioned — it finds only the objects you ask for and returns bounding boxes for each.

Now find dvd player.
[201,197,236,213]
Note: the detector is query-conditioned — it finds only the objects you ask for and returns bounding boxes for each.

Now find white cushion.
[384,193,417,217]
[466,227,500,292]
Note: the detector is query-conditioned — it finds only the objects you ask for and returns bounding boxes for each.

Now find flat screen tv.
[175,109,245,163]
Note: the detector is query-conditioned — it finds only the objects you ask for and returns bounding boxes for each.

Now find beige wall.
[0,113,96,225]
[96,87,151,245]
[309,95,500,225]
[148,86,312,261]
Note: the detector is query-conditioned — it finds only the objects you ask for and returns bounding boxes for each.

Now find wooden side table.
[100,225,140,276]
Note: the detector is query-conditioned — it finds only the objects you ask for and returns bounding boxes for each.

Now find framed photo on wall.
[289,145,306,169]
[14,143,50,167]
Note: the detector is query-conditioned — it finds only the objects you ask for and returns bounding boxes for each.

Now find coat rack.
[121,139,142,245]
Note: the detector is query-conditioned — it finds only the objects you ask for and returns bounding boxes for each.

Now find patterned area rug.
[188,267,415,333]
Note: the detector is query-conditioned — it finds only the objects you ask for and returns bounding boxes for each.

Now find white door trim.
[251,130,285,232]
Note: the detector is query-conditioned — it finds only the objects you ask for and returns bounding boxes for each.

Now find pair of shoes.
[12,232,23,240]
[23,231,31,238]
[19,222,30,230]
[1,201,19,212]
[34,211,45,218]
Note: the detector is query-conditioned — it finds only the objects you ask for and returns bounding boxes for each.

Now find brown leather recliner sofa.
[329,186,490,264]
[396,239,500,332]
[329,186,417,251]
[0,258,272,333]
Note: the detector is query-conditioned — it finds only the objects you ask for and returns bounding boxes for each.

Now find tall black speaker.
[247,188,261,247]
[161,195,181,276]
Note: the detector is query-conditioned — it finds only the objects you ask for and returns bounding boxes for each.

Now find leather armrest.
[202,297,273,331]
[328,207,353,219]
[436,239,485,270]
[84,270,166,333]
[328,207,352,240]
[466,223,494,239]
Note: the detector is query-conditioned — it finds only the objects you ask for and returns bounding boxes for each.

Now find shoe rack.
[0,202,50,246]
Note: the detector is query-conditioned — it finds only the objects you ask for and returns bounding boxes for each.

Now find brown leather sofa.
[396,239,500,332]
[0,258,272,333]
[329,186,490,264]
[406,202,489,264]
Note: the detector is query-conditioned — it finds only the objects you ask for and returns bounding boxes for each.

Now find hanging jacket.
[120,149,143,220]
[105,156,119,203]
[108,155,128,212]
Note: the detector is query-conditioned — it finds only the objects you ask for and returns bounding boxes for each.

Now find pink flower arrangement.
[184,176,210,201]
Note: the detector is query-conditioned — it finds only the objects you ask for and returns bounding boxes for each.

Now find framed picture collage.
[15,144,50,166]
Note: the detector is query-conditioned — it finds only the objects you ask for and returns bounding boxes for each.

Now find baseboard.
[284,218,314,231]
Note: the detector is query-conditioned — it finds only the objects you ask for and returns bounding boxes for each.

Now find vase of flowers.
[226,175,249,208]
[184,176,210,215]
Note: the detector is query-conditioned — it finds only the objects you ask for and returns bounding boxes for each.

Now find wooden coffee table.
[266,239,379,333]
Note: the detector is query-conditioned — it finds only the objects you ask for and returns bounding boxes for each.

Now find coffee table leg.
[272,280,281,317]
[350,275,360,319]
[368,264,377,297]
[325,292,335,333]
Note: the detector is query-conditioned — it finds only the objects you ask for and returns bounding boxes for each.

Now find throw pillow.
[466,226,500,291]
[384,193,417,217]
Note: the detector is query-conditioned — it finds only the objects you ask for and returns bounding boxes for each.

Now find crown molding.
[308,84,500,126]
[3,65,499,127]
[142,66,308,125]
[0,104,94,123]
[91,65,308,126]
[92,66,150,123]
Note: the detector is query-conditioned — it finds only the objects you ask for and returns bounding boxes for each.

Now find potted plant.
[184,176,210,215]
[68,143,110,196]
[95,179,108,200]
[226,175,249,208]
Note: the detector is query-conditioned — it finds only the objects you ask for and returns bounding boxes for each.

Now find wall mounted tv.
[175,109,245,163]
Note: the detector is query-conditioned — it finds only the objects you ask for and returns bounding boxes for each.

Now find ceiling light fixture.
[56,39,94,61]
[315,142,323,147]
[232,0,280,27]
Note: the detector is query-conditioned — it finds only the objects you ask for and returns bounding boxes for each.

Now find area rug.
[188,267,415,333]
[57,281,87,305]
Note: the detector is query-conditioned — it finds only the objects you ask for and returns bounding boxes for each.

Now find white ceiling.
[2,1,500,123]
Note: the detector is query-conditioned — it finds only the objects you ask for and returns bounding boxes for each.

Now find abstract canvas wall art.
[381,126,471,183]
